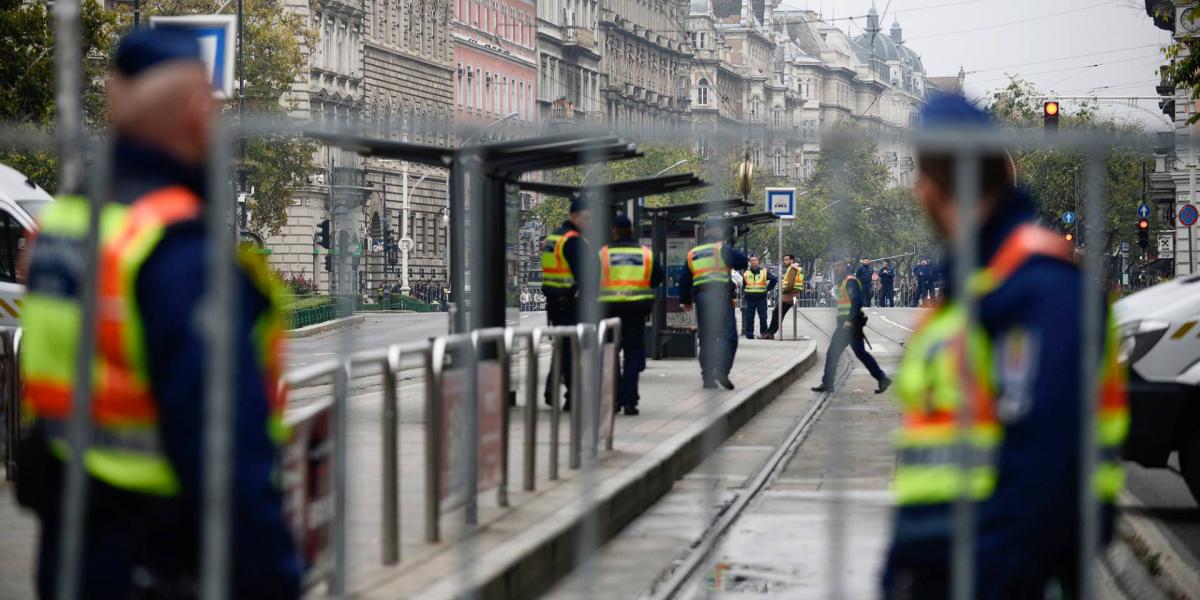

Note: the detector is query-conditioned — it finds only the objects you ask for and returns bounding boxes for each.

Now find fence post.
[498,329,514,508]
[524,329,542,491]
[382,346,402,565]
[569,324,586,470]
[549,335,562,481]
[2,330,18,481]
[605,319,621,451]
[425,338,446,543]
[331,360,351,595]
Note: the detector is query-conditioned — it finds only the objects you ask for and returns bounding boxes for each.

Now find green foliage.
[1162,6,1199,125]
[984,77,1151,254]
[533,144,706,228]
[0,0,119,192]
[138,0,317,236]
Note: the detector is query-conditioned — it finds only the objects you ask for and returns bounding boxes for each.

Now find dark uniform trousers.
[544,292,577,404]
[695,289,738,382]
[605,303,648,408]
[880,282,895,307]
[742,294,769,338]
[821,321,886,387]
[765,300,794,336]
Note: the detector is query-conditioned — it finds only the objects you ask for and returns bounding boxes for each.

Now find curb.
[364,342,818,600]
[1106,490,1200,599]
[285,314,366,339]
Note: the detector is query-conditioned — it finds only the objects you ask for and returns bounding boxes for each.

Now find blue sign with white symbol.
[765,187,797,219]
[1137,204,1151,219]
[150,15,236,98]
[1180,204,1199,227]
[1062,211,1076,225]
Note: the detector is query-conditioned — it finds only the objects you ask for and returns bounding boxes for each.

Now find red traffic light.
[1138,218,1149,230]
[1044,101,1060,117]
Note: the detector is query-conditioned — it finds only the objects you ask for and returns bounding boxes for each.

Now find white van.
[0,162,54,326]
[1114,274,1200,504]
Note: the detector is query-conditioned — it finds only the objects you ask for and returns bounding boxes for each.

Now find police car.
[1115,274,1200,504]
[0,163,53,325]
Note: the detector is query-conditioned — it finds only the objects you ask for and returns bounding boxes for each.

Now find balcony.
[563,26,595,50]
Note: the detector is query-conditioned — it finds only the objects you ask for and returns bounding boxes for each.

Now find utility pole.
[237,0,248,230]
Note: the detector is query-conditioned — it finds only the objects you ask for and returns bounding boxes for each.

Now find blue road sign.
[1137,204,1151,219]
[765,187,796,219]
[1062,210,1076,225]
[1180,204,1199,227]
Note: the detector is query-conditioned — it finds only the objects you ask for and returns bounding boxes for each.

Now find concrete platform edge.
[1107,490,1200,599]
[363,342,816,600]
[286,314,366,338]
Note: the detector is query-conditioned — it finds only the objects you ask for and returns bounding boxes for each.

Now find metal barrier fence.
[0,21,1165,596]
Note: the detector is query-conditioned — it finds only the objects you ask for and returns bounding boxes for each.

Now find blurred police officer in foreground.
[763,253,803,339]
[881,95,1128,599]
[540,199,597,411]
[811,261,890,394]
[17,30,300,598]
[679,221,748,389]
[597,215,662,416]
[740,254,775,340]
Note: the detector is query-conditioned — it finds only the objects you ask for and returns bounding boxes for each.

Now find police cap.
[115,28,203,78]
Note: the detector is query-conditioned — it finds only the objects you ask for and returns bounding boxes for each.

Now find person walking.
[740,254,776,340]
[17,29,300,599]
[811,261,891,394]
[679,220,748,390]
[878,260,895,307]
[911,258,930,307]
[880,94,1128,599]
[540,199,597,411]
[855,257,874,308]
[763,254,803,338]
[597,215,663,416]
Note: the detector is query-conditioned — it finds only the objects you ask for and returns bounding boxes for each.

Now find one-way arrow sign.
[1137,204,1151,219]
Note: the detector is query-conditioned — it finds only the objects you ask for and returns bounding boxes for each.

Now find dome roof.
[852,30,904,62]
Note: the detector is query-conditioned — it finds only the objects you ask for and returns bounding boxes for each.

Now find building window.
[750,95,761,121]
[697,78,709,106]
[772,105,783,127]
[773,148,785,176]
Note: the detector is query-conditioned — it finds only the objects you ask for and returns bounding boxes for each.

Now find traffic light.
[1137,218,1150,249]
[317,219,331,249]
[324,254,333,272]
[1043,101,1060,135]
[1064,230,1074,243]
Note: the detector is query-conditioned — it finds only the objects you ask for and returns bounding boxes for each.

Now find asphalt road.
[285,310,546,370]
[1123,457,1200,577]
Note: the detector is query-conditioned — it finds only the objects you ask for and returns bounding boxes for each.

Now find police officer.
[598,215,663,415]
[540,199,597,411]
[740,254,776,340]
[763,253,803,338]
[679,221,748,389]
[912,257,931,306]
[811,261,891,394]
[878,260,895,307]
[17,30,300,598]
[880,95,1128,599]
[855,257,874,307]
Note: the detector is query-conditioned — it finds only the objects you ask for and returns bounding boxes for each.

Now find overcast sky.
[775,0,1175,130]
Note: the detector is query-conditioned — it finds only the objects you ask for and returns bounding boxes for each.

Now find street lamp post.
[400,164,429,295]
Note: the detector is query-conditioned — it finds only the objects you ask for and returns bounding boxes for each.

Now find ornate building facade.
[596,0,693,131]
[537,0,602,127]
[452,0,539,130]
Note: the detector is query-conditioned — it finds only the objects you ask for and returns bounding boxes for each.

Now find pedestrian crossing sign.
[766,187,796,219]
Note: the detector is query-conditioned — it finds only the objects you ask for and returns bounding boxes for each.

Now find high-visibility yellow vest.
[21,189,288,497]
[892,224,1128,506]
[687,242,730,287]
[744,269,768,294]
[599,244,653,303]
[540,229,579,289]
[835,275,857,319]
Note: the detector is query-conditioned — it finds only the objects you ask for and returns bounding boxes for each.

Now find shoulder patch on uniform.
[994,327,1039,423]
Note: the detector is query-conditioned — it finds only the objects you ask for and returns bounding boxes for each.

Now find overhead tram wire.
[968,53,1164,86]
[963,43,1165,75]
[908,0,1121,41]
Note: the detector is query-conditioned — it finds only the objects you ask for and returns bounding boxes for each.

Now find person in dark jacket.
[539,199,598,411]
[855,258,874,307]
[598,215,663,415]
[20,29,300,599]
[811,261,891,394]
[740,254,776,339]
[878,260,895,307]
[679,221,748,389]
[880,94,1127,600]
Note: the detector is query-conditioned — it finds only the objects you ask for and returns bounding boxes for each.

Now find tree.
[136,0,316,236]
[532,144,706,229]
[0,0,119,192]
[983,77,1151,256]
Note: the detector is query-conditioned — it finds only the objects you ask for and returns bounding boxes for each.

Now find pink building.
[452,0,538,130]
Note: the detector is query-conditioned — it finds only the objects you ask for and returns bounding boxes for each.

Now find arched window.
[772,147,785,176]
[772,105,784,127]
[750,95,761,122]
[697,78,710,106]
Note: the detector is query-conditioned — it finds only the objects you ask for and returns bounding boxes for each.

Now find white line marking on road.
[878,314,914,333]
[521,314,531,319]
